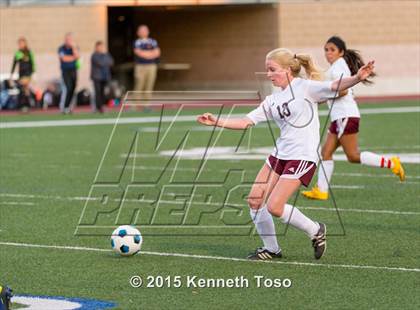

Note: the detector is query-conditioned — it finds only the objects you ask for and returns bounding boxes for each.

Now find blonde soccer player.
[197,48,375,260]
[302,36,405,201]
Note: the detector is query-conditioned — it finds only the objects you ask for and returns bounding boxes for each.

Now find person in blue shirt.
[133,25,160,99]
[90,41,114,113]
[58,32,80,114]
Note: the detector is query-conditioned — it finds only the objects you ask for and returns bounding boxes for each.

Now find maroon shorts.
[266,155,316,187]
[329,117,360,138]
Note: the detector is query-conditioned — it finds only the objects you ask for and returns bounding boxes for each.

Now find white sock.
[360,151,394,168]
[317,160,334,192]
[250,205,280,253]
[280,204,320,238]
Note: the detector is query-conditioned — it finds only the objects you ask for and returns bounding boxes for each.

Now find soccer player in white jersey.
[197,48,375,260]
[302,36,405,201]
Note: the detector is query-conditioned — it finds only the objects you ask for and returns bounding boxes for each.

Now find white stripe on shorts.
[337,118,349,138]
[295,160,304,174]
[299,160,309,173]
[281,162,315,180]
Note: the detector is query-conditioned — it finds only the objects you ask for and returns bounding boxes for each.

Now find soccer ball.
[110,225,143,256]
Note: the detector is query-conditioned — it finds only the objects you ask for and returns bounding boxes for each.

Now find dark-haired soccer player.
[302,36,405,201]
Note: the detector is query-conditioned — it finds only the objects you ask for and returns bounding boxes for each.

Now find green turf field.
[0,101,419,309]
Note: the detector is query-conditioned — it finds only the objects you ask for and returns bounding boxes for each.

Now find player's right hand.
[197,113,217,126]
[357,60,375,81]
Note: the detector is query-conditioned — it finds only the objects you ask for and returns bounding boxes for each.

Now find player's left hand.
[197,113,217,126]
[357,60,375,81]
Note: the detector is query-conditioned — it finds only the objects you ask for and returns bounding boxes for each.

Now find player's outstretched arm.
[197,112,254,130]
[332,60,375,91]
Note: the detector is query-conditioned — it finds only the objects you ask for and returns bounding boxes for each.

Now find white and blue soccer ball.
[110,225,143,256]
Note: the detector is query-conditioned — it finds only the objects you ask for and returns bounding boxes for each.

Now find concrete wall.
[0,5,107,92]
[132,5,279,90]
[0,1,419,97]
[278,0,420,96]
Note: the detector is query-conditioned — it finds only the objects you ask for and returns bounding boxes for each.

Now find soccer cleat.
[301,186,328,200]
[312,223,327,260]
[247,247,282,261]
[62,108,72,115]
[391,157,405,182]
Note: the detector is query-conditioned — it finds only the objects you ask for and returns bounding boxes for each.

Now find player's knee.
[321,148,333,161]
[247,197,263,210]
[347,153,360,163]
[248,186,265,210]
[267,203,284,217]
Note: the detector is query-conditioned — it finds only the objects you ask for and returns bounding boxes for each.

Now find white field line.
[0,193,419,216]
[1,106,419,129]
[116,165,420,181]
[0,241,418,273]
[356,106,420,114]
[0,193,90,201]
[159,152,420,163]
[334,172,420,179]
[84,164,420,184]
[353,145,420,151]
[330,185,364,189]
[121,150,420,164]
[118,165,199,172]
[0,115,193,129]
[0,201,35,206]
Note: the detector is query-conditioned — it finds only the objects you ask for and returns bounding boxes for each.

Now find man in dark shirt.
[58,32,79,114]
[133,25,160,99]
[91,41,114,113]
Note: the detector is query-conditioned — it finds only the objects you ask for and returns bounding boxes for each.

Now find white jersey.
[246,78,336,163]
[326,57,360,121]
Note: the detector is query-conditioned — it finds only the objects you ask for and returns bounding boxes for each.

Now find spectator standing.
[10,37,35,111]
[133,25,160,98]
[58,32,79,114]
[90,41,114,113]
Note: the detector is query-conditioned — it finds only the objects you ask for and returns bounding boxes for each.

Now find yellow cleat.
[391,157,405,182]
[301,186,329,200]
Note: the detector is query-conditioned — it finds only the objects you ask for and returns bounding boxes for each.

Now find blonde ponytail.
[266,48,323,81]
[295,53,323,81]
